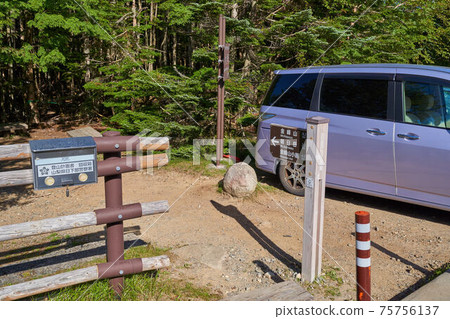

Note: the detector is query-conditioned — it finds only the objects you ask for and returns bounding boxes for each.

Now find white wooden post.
[302,116,329,282]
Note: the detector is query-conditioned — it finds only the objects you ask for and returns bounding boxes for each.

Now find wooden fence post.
[302,116,329,282]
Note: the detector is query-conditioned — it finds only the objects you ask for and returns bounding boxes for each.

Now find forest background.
[1,0,449,146]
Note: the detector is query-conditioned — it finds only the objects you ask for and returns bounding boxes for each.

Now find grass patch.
[163,157,230,178]
[253,182,278,195]
[428,262,450,281]
[304,266,344,300]
[47,233,63,242]
[27,244,220,301]
[124,244,170,259]
[35,271,220,301]
[217,179,224,193]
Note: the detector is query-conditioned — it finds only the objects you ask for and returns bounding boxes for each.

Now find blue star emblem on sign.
[39,167,50,176]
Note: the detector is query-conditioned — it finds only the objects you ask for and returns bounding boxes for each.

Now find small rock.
[259,221,272,229]
[295,273,302,280]
[263,271,273,279]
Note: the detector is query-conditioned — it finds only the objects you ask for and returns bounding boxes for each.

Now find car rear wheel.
[278,161,306,196]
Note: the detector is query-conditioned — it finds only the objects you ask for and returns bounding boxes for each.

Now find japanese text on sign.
[37,161,94,177]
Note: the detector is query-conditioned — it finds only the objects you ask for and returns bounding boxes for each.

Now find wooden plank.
[139,136,170,151]
[302,117,329,282]
[0,123,28,133]
[0,169,34,188]
[0,266,99,301]
[0,256,170,300]
[0,137,169,163]
[223,281,313,301]
[0,200,169,242]
[142,255,171,271]
[67,126,102,138]
[141,200,169,215]
[139,153,169,169]
[0,212,97,242]
[0,143,31,161]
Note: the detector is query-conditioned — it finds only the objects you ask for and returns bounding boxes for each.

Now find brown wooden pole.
[216,14,225,166]
[102,131,125,296]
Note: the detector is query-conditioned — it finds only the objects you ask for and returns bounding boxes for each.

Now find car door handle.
[366,128,386,136]
[397,133,419,140]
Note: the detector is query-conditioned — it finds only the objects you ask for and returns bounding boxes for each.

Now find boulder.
[223,162,257,197]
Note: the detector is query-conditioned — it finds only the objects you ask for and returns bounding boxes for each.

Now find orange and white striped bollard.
[355,211,371,301]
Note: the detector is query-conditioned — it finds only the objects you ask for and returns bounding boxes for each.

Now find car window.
[320,77,388,119]
[403,81,449,128]
[263,73,318,110]
[443,87,450,128]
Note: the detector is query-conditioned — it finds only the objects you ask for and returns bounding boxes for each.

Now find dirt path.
[0,129,449,301]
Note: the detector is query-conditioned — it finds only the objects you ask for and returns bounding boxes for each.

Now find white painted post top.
[306,116,330,124]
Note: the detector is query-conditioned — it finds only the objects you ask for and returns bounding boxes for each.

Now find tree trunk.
[26,65,39,124]
[162,26,168,65]
[231,3,238,72]
[84,37,91,82]
[172,34,177,67]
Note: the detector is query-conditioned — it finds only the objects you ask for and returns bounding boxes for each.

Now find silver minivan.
[256,64,450,211]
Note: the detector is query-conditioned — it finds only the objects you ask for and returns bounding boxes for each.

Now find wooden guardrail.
[0,132,171,299]
[0,136,170,188]
[0,201,168,242]
[0,255,170,301]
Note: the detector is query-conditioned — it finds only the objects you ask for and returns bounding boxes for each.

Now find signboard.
[223,44,230,80]
[270,124,306,162]
[29,137,98,190]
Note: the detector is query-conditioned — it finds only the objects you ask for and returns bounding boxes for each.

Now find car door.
[394,75,450,208]
[256,72,318,173]
[309,73,396,195]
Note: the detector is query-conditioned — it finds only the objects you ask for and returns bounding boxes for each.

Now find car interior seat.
[414,95,442,127]
[404,96,421,124]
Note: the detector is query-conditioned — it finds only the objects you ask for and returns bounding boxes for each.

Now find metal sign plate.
[270,124,306,162]
[30,137,98,190]
[223,44,230,80]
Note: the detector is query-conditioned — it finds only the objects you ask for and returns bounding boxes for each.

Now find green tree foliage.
[1,1,448,139]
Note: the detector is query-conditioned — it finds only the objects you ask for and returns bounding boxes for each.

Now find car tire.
[278,161,306,196]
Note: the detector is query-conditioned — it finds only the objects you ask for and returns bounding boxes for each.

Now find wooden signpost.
[301,116,329,282]
[269,117,329,283]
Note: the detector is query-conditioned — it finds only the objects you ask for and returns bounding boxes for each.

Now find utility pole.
[216,14,229,167]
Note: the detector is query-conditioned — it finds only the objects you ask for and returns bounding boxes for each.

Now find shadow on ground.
[255,169,449,226]
[0,185,34,210]
[390,262,450,301]
[326,188,450,226]
[0,226,144,278]
[210,200,301,274]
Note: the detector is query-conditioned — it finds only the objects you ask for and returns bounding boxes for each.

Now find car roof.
[275,64,450,79]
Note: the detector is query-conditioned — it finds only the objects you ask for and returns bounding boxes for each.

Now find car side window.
[442,87,450,128]
[320,77,388,119]
[263,73,318,110]
[403,81,449,128]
